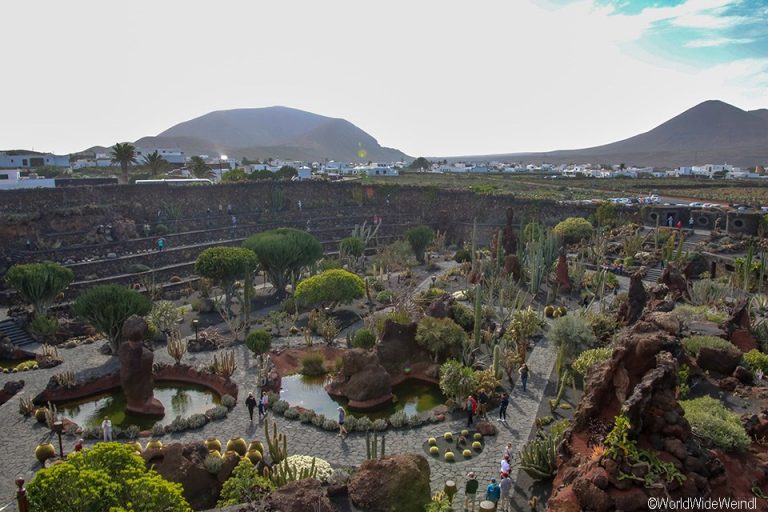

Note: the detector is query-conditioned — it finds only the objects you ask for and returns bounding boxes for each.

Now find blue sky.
[1,0,766,157]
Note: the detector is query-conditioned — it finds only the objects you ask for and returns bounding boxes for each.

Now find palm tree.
[189,156,210,178]
[110,143,137,184]
[142,151,168,177]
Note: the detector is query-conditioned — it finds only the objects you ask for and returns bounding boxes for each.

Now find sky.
[1,0,766,157]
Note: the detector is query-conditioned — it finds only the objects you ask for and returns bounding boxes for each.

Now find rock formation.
[617,271,647,325]
[348,453,431,512]
[555,247,570,293]
[659,263,688,299]
[266,478,335,512]
[119,315,164,416]
[325,348,392,409]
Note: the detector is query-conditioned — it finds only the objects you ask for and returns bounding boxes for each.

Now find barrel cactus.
[208,449,222,458]
[205,438,222,452]
[35,408,48,424]
[146,440,163,450]
[247,449,263,464]
[35,443,56,464]
[226,437,248,456]
[557,306,567,317]
[472,441,482,450]
[127,441,143,453]
[473,433,482,441]
[444,451,455,462]
[544,305,555,318]
[443,432,453,441]
[248,440,264,454]
[429,446,439,456]
[463,449,472,458]
[428,437,437,446]
[461,429,469,437]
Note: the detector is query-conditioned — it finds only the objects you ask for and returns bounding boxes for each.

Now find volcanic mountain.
[465,100,768,167]
[133,106,408,162]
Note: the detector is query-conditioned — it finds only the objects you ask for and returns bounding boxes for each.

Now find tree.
[189,156,210,178]
[5,261,74,316]
[245,329,272,356]
[242,228,323,298]
[594,202,618,229]
[222,168,250,182]
[408,157,431,171]
[73,285,151,354]
[195,247,259,315]
[294,269,365,310]
[405,225,434,264]
[415,316,467,361]
[110,142,137,184]
[141,150,168,177]
[276,165,297,180]
[27,442,190,512]
[548,315,596,411]
[553,217,593,245]
[439,359,477,403]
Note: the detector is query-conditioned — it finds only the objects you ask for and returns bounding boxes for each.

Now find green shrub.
[375,309,411,333]
[680,396,750,451]
[572,347,612,376]
[453,248,472,263]
[206,405,228,420]
[674,304,728,324]
[339,237,365,258]
[221,395,236,409]
[284,407,301,420]
[294,269,365,309]
[367,278,385,292]
[375,290,394,304]
[272,400,289,414]
[682,335,735,356]
[553,217,593,245]
[300,353,326,376]
[6,261,74,315]
[584,310,618,344]
[29,315,58,337]
[245,329,272,355]
[416,317,467,358]
[217,458,274,507]
[743,349,768,373]
[352,328,376,349]
[27,442,190,512]
[153,224,169,235]
[126,263,151,274]
[405,225,434,264]
[450,302,474,331]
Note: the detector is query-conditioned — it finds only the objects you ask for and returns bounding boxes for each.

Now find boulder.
[696,346,742,375]
[659,264,688,298]
[143,442,233,510]
[348,453,431,512]
[548,486,582,512]
[326,349,392,406]
[376,320,433,375]
[618,272,647,325]
[732,366,753,385]
[573,478,613,512]
[475,420,498,436]
[556,250,571,293]
[730,329,758,353]
[266,478,334,512]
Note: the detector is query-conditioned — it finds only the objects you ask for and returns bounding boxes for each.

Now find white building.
[0,151,69,169]
[134,147,186,165]
[0,169,56,189]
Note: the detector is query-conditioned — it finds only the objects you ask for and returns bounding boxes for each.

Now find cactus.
[44,401,58,429]
[246,449,263,464]
[443,432,453,441]
[472,441,482,450]
[226,437,248,456]
[211,350,236,379]
[463,449,472,458]
[271,187,285,211]
[366,430,386,459]
[473,433,482,441]
[429,446,439,456]
[264,417,288,464]
[18,396,35,417]
[473,283,482,346]
[444,451,455,462]
[428,437,437,446]
[35,443,56,464]
[492,344,502,380]
[544,305,555,318]
[166,329,187,364]
[205,438,222,452]
[248,440,265,454]
[519,432,558,480]
[270,456,317,486]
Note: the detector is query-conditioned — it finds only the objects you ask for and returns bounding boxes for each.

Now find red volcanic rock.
[556,251,571,293]
[696,346,742,376]
[348,454,431,512]
[730,329,757,352]
[119,316,163,416]
[267,478,334,512]
[548,486,581,512]
[326,348,392,407]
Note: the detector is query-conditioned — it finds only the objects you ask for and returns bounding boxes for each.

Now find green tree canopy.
[594,202,618,228]
[221,167,250,182]
[111,142,137,184]
[195,246,259,313]
[408,157,431,170]
[141,150,168,177]
[245,329,272,355]
[73,284,151,354]
[415,316,467,361]
[339,236,365,259]
[189,156,210,178]
[553,217,593,245]
[5,261,74,315]
[439,359,477,403]
[27,442,190,512]
[405,225,434,264]
[276,165,297,179]
[242,228,323,298]
[294,269,365,309]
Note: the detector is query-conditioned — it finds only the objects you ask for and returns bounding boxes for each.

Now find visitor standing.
[101,416,112,441]
[74,439,84,452]
[503,442,513,460]
[297,200,302,211]
[688,217,694,230]
[25,239,31,251]
[337,407,348,438]
[676,220,683,230]
[466,394,477,427]
[478,390,489,420]
[499,473,512,512]
[260,391,269,418]
[500,454,511,475]
[485,478,501,507]
[227,204,233,215]
[245,392,257,422]
[464,471,479,511]
[157,237,165,252]
[519,363,529,391]
[498,392,509,422]
[667,216,673,228]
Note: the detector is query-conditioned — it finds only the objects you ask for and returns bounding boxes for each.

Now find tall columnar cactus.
[473,283,483,346]
[492,344,502,380]
[519,432,559,480]
[495,229,504,271]
[264,417,288,464]
[366,430,386,460]
[270,456,317,486]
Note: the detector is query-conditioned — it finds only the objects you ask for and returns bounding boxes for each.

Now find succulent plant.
[126,441,143,453]
[208,449,222,458]
[444,451,455,462]
[544,305,555,318]
[463,449,472,458]
[443,432,453,441]
[226,437,248,456]
[472,441,482,450]
[146,440,163,451]
[461,429,469,437]
[35,443,56,465]
[428,437,437,446]
[429,446,439,455]
[473,433,482,441]
[248,440,264,454]
[246,449,263,464]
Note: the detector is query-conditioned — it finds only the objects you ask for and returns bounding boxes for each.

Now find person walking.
[499,472,512,512]
[101,416,112,441]
[245,392,257,422]
[500,454,511,475]
[157,237,166,252]
[498,392,509,423]
[478,390,489,420]
[503,442,513,460]
[464,471,479,512]
[260,391,269,418]
[519,363,529,392]
[466,394,477,427]
[667,216,673,228]
[337,406,348,438]
[485,478,501,508]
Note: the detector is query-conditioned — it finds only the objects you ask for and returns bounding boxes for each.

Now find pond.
[58,383,220,429]
[279,374,444,420]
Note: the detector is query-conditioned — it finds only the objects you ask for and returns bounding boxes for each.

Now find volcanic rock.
[348,453,431,512]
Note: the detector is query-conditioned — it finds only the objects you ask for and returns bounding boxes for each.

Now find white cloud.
[0,0,764,157]
[684,37,755,47]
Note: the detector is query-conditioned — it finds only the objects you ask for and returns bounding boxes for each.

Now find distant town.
[0,147,766,190]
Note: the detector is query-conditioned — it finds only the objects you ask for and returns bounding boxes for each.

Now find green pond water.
[58,383,220,429]
[279,374,444,420]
